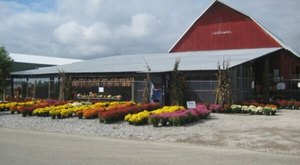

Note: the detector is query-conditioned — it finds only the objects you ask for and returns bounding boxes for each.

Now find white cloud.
[53,21,112,58]
[0,0,300,59]
[117,13,158,39]
[54,21,112,45]
[84,22,112,43]
[54,21,84,45]
[56,0,104,17]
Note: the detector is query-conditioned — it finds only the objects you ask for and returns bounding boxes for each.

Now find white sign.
[186,101,196,109]
[298,82,300,88]
[211,30,232,35]
[251,81,255,89]
[98,87,104,93]
[276,83,286,90]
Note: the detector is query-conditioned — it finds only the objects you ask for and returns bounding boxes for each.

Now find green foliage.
[0,47,13,100]
[169,59,186,106]
[215,59,232,105]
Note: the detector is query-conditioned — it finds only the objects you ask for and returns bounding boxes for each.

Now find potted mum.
[248,105,256,115]
[271,108,277,115]
[241,105,250,114]
[231,104,242,113]
[262,107,271,115]
[49,110,59,119]
[76,110,83,119]
[148,115,160,127]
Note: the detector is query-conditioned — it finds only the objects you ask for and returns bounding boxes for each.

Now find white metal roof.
[168,0,299,57]
[12,48,282,75]
[10,53,82,65]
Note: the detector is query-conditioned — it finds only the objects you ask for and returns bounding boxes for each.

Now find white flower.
[242,106,249,111]
[256,106,263,112]
[249,105,256,112]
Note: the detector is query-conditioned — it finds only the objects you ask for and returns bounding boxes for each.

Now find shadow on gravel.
[0,111,11,116]
[184,116,217,127]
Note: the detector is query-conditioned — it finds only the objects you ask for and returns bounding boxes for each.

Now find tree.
[169,59,186,106]
[215,59,232,105]
[0,47,13,101]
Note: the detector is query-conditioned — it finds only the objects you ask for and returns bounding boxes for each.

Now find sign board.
[186,101,196,109]
[98,87,104,93]
[276,83,286,90]
[298,82,300,88]
[251,81,255,89]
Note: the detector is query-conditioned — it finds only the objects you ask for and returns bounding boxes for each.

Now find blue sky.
[0,0,300,59]
[2,0,54,11]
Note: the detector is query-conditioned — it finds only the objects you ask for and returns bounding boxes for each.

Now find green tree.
[0,47,13,101]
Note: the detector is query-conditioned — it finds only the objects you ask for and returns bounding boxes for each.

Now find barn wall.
[170,1,281,52]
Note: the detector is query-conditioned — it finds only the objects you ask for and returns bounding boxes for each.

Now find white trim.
[10,53,82,65]
[168,0,217,52]
[251,18,300,57]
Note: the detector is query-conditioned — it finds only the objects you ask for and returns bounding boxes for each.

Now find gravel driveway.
[1,109,299,156]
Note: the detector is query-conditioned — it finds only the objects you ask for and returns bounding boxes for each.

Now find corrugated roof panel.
[10,53,82,65]
[11,48,281,75]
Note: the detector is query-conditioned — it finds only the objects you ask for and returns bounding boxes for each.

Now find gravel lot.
[1,110,300,156]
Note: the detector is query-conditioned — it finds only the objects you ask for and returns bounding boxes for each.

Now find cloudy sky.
[0,0,299,60]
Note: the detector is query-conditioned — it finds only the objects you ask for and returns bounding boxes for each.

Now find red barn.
[170,0,282,52]
[10,0,300,103]
[169,0,300,101]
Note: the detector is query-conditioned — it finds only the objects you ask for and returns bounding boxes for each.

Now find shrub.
[277,100,287,109]
[148,114,160,127]
[124,110,150,125]
[208,104,221,113]
[294,101,300,109]
[230,104,242,113]
[148,107,210,127]
[222,104,231,113]
[287,100,295,109]
[262,107,272,115]
[241,105,250,113]
[83,109,98,119]
[125,106,184,126]
[98,105,153,124]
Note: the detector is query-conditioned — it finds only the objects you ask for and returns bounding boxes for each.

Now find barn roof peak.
[169,0,299,56]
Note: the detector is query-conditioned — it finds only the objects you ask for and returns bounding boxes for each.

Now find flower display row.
[33,101,93,118]
[124,106,185,125]
[276,100,300,109]
[31,101,135,119]
[148,106,210,127]
[6,100,67,116]
[76,93,122,100]
[4,100,41,113]
[0,103,10,111]
[204,102,277,115]
[230,104,277,115]
[98,103,161,124]
[77,101,136,119]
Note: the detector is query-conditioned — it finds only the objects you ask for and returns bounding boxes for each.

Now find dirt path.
[1,128,299,165]
[177,110,300,155]
[1,109,300,156]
